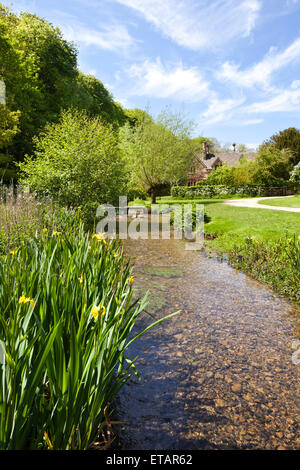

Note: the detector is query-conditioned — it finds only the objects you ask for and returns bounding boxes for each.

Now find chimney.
[232,143,236,152]
[202,141,209,159]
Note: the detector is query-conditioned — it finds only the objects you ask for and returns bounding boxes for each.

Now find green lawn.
[132,196,300,304]
[156,196,300,252]
[258,195,300,208]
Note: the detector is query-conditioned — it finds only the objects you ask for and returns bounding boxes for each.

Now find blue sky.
[3,0,300,149]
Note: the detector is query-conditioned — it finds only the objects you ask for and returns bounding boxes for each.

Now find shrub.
[18,109,127,217]
[229,235,300,304]
[127,186,148,202]
[171,183,294,199]
[171,184,265,199]
[290,163,300,187]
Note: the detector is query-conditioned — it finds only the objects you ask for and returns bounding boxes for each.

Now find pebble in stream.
[115,237,300,450]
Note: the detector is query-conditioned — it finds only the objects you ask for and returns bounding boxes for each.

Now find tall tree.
[119,109,192,203]
[264,127,300,166]
[252,145,293,185]
[0,3,128,165]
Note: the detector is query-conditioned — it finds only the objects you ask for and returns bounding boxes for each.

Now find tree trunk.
[151,187,156,204]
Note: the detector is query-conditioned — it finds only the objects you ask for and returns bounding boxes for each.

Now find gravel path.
[223,196,300,213]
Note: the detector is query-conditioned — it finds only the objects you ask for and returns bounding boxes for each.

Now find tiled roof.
[192,151,257,168]
[216,152,257,166]
[191,152,222,169]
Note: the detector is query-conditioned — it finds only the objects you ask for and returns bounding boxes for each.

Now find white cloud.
[62,22,135,51]
[125,58,210,100]
[200,95,246,125]
[240,119,263,125]
[112,0,261,50]
[217,36,300,88]
[245,84,300,113]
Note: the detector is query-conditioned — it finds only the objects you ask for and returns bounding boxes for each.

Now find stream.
[115,233,300,450]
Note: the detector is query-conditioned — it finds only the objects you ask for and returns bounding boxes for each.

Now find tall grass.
[229,235,300,304]
[0,222,176,449]
[0,184,76,254]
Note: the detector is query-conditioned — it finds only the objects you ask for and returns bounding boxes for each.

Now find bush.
[171,184,265,199]
[127,186,148,202]
[171,183,294,199]
[229,235,300,304]
[18,109,127,219]
[290,163,300,187]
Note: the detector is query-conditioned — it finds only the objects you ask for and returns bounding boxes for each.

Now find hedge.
[170,184,294,199]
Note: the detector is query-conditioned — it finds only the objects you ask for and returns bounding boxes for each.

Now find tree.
[0,3,129,164]
[189,136,216,155]
[236,143,252,152]
[264,127,300,166]
[71,72,127,127]
[119,109,192,203]
[252,145,293,186]
[18,110,126,209]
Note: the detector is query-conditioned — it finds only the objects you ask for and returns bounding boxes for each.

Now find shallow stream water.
[116,232,299,450]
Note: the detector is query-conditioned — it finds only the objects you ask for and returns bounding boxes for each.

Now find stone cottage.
[187,143,257,185]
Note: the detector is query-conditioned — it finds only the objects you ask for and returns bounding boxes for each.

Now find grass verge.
[257,195,300,208]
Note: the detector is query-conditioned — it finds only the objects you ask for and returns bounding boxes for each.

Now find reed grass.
[0,219,176,449]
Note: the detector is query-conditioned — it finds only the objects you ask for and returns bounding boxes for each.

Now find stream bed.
[115,235,299,450]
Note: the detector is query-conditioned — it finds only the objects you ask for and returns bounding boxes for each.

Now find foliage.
[70,72,127,127]
[189,136,213,153]
[290,162,300,186]
[0,4,128,162]
[171,184,276,199]
[119,108,193,203]
[18,110,126,221]
[0,184,83,254]
[0,103,21,180]
[206,164,236,185]
[127,186,148,202]
[252,145,293,185]
[264,127,300,166]
[0,105,20,149]
[229,235,300,304]
[205,146,293,187]
[0,217,176,449]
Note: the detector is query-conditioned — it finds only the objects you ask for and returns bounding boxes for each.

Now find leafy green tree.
[71,72,127,127]
[264,127,300,165]
[189,136,213,153]
[119,109,192,203]
[0,4,129,164]
[0,5,77,159]
[18,110,126,210]
[252,145,293,186]
[124,108,153,127]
